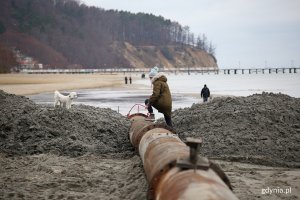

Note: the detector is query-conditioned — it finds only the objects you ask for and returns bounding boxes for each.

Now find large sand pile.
[172,92,300,168]
[0,90,133,157]
[0,90,299,199]
[0,90,147,200]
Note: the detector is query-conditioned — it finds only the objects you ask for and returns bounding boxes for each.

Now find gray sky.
[82,0,300,68]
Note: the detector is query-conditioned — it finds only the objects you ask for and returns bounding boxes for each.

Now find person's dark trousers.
[145,99,172,127]
[203,97,208,102]
[164,114,173,128]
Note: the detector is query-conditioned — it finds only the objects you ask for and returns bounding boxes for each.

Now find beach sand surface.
[0,73,127,95]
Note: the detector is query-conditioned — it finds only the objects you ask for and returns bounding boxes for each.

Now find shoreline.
[0,74,239,100]
[0,73,129,95]
[2,73,293,99]
[0,73,201,97]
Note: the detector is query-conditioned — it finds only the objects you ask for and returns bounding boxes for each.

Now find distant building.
[13,48,39,70]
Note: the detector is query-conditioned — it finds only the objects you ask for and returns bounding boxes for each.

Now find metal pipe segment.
[128,113,238,200]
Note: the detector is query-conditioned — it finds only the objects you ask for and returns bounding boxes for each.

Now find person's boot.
[145,113,155,121]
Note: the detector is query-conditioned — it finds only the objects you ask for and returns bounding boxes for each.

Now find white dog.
[54,90,77,109]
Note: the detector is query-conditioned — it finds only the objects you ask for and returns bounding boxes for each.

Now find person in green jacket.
[145,67,173,127]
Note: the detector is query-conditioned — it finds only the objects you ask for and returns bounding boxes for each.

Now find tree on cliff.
[0,44,17,73]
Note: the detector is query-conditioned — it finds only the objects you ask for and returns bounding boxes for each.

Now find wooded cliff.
[0,0,218,70]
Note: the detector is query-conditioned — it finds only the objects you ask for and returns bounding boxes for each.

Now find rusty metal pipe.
[128,113,238,200]
[129,115,153,148]
[156,167,238,200]
[139,129,189,194]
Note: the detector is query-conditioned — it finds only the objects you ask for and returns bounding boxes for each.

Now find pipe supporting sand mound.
[172,92,300,168]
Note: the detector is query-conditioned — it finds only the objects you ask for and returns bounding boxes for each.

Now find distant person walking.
[129,76,132,84]
[125,76,128,84]
[145,67,173,127]
[201,84,210,102]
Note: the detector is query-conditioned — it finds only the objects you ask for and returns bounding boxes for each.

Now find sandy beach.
[0,73,129,95]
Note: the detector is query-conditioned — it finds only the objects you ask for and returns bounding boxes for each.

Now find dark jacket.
[149,73,172,117]
[201,86,210,98]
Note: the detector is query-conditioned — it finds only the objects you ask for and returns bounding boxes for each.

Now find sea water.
[138,72,300,97]
[28,72,300,116]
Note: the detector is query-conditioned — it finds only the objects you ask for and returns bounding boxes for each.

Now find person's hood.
[151,72,167,84]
